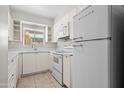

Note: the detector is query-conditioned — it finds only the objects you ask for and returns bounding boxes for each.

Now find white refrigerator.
[71,5,111,88]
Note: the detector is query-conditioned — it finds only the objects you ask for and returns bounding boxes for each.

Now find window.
[22,21,48,47]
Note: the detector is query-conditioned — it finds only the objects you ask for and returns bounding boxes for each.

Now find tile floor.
[17,71,63,88]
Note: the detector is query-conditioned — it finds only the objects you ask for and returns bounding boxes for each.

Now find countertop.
[51,51,73,56]
[8,49,73,64]
[8,50,50,61]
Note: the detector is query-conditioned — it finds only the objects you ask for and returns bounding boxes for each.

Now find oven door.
[52,66,63,85]
[52,54,62,74]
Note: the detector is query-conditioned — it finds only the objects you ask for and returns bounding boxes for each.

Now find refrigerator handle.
[73,37,83,40]
[73,44,83,47]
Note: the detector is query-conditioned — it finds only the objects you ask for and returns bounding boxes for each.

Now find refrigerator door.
[73,5,110,40]
[71,40,110,88]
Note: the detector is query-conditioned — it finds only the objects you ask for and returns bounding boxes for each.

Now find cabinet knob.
[11,59,14,63]
[12,74,14,77]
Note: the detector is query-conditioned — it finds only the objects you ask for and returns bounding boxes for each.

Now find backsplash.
[8,41,57,51]
[8,41,22,49]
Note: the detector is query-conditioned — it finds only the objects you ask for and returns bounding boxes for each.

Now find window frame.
[22,21,48,47]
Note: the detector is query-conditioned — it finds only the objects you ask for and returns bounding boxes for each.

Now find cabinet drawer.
[8,58,17,88]
[8,71,16,88]
[8,62,16,79]
[8,77,16,88]
[8,58,16,74]
[8,67,16,80]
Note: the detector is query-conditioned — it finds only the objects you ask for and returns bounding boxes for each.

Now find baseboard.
[21,69,49,77]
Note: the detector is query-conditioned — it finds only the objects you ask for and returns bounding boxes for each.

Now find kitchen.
[0,5,124,88]
[8,5,78,88]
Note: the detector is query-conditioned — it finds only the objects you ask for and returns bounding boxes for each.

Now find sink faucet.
[34,47,37,51]
[31,44,37,51]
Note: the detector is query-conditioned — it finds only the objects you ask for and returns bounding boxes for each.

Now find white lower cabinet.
[8,52,51,87]
[63,55,71,88]
[36,53,50,72]
[18,53,23,79]
[15,56,18,85]
[23,53,36,74]
[8,55,18,88]
[23,52,50,75]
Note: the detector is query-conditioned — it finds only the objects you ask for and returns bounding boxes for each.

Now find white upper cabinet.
[53,23,59,42]
[8,8,22,42]
[69,5,88,39]
[53,6,88,40]
[8,10,13,41]
[13,20,22,41]
[59,14,69,38]
[68,8,77,39]
[53,14,69,41]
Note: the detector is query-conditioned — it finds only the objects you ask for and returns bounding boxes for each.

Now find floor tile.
[17,76,35,88]
[17,71,63,88]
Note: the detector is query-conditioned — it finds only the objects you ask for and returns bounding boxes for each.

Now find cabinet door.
[58,15,69,38]
[8,11,13,40]
[36,53,50,72]
[18,54,23,79]
[69,8,77,39]
[49,53,53,71]
[8,57,17,88]
[23,53,36,74]
[53,23,59,42]
[63,55,71,87]
[15,55,18,85]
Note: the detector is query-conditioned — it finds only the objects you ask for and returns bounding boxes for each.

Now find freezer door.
[71,40,110,88]
[73,5,110,40]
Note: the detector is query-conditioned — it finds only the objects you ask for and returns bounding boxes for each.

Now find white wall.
[54,6,76,24]
[0,6,8,87]
[11,10,54,27]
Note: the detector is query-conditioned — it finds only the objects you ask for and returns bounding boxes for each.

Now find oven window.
[53,57,59,64]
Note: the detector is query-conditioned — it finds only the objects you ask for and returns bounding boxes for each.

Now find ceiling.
[10,5,77,19]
